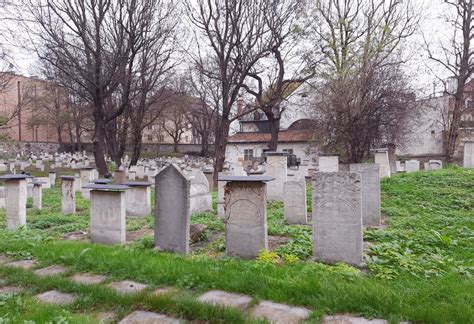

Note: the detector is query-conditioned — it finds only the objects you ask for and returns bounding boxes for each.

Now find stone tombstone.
[396,161,404,172]
[86,184,128,244]
[265,152,288,201]
[48,172,56,186]
[155,164,190,254]
[283,180,307,225]
[463,141,474,168]
[114,170,127,184]
[222,175,273,259]
[32,182,44,210]
[373,149,391,178]
[136,165,145,179]
[61,176,76,215]
[123,182,152,217]
[0,186,5,209]
[128,171,136,181]
[387,143,397,174]
[318,156,339,172]
[203,170,214,191]
[189,170,212,214]
[405,160,420,173]
[349,164,381,227]
[313,172,363,266]
[0,175,29,230]
[428,160,443,170]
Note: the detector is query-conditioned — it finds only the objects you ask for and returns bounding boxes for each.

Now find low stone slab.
[322,315,387,324]
[36,290,76,305]
[5,259,37,269]
[119,310,180,324]
[198,290,252,310]
[34,265,68,277]
[71,273,107,285]
[0,286,21,294]
[108,280,148,295]
[251,301,311,323]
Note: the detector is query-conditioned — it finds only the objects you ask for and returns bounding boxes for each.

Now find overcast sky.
[0,0,455,97]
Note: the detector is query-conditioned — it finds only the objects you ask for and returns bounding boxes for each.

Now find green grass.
[0,166,473,323]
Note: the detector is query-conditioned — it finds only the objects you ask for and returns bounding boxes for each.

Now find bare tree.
[308,0,418,162]
[26,0,145,175]
[426,0,474,162]
[186,0,277,184]
[161,98,189,153]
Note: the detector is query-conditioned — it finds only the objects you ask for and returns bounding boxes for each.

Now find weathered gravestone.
[427,160,443,170]
[464,140,474,168]
[32,181,45,210]
[373,149,391,178]
[83,184,128,244]
[221,175,274,259]
[349,164,381,227]
[155,164,190,254]
[123,182,152,217]
[114,170,126,184]
[0,174,30,229]
[318,155,339,172]
[0,186,5,209]
[189,171,212,214]
[313,172,363,266]
[265,152,288,201]
[405,160,420,173]
[61,176,76,215]
[283,180,307,225]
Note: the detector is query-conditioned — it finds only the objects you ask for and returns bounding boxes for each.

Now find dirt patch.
[126,228,154,242]
[62,231,88,241]
[268,235,290,250]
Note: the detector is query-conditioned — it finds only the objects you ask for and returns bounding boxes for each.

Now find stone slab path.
[118,310,180,324]
[36,290,76,305]
[108,280,148,295]
[5,259,37,269]
[71,273,107,285]
[34,265,68,277]
[198,290,252,310]
[323,315,388,324]
[251,300,312,324]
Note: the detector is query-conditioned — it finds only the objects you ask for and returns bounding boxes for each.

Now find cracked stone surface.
[71,273,107,285]
[119,310,180,324]
[251,300,311,324]
[5,259,37,269]
[0,286,21,294]
[36,290,76,305]
[322,315,388,324]
[108,280,148,295]
[198,290,252,310]
[34,265,68,277]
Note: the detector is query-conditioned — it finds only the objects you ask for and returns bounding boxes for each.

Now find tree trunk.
[75,125,82,152]
[173,140,179,153]
[267,115,280,151]
[130,132,142,166]
[93,122,109,176]
[212,118,230,186]
[445,96,464,162]
[57,126,63,144]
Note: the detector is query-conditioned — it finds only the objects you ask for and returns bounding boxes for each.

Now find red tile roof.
[228,130,314,143]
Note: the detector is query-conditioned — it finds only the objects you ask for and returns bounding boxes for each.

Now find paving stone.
[34,265,68,277]
[71,273,107,285]
[0,286,21,294]
[322,315,388,324]
[0,254,11,264]
[251,301,311,324]
[36,290,76,305]
[119,310,180,324]
[4,259,37,269]
[108,280,148,295]
[153,287,178,296]
[198,290,252,310]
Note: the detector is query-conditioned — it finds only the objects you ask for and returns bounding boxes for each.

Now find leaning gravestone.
[313,172,363,266]
[155,164,190,254]
[283,180,307,224]
[349,164,381,227]
[221,175,274,259]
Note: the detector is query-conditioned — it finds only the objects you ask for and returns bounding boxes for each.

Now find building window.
[431,130,435,135]
[159,134,164,142]
[244,149,254,161]
[147,135,153,141]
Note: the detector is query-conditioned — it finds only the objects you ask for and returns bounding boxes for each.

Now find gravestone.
[349,164,381,227]
[217,172,230,218]
[428,160,443,170]
[123,182,152,216]
[0,175,30,230]
[155,164,190,254]
[405,160,420,173]
[0,186,5,209]
[373,149,391,178]
[313,172,363,266]
[61,176,76,215]
[84,184,129,244]
[464,141,474,168]
[221,175,274,259]
[114,170,126,184]
[265,152,288,201]
[318,155,339,172]
[189,171,212,214]
[387,143,397,174]
[283,180,307,224]
[32,181,45,210]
